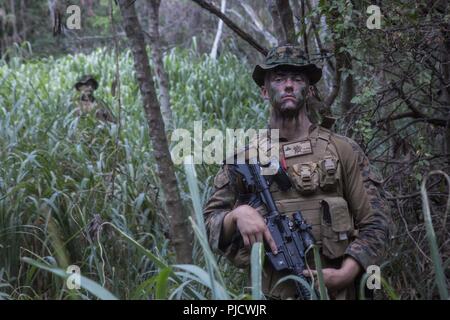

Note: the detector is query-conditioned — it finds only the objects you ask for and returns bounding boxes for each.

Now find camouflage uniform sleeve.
[203,165,251,268]
[335,137,391,270]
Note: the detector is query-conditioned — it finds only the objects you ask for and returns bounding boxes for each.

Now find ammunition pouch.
[319,156,339,192]
[320,197,353,260]
[289,162,319,195]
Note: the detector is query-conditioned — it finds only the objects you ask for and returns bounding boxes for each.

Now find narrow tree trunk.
[266,0,284,44]
[440,23,450,156]
[9,0,19,42]
[117,0,192,264]
[136,0,150,31]
[238,2,277,47]
[20,0,26,42]
[340,52,354,133]
[324,47,342,108]
[324,9,345,109]
[341,53,354,114]
[147,0,173,130]
[275,0,297,44]
[0,11,5,55]
[210,0,226,60]
[299,0,308,58]
[289,0,301,34]
[266,0,297,45]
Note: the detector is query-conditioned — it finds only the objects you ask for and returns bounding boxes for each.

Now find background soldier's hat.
[74,75,99,91]
[252,44,322,87]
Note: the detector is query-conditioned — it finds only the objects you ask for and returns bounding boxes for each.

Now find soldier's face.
[261,67,310,117]
[78,84,94,96]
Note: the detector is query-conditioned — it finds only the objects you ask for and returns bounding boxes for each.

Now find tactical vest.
[265,126,355,261]
[229,126,358,299]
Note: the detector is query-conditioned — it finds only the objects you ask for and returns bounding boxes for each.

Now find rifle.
[230,159,315,299]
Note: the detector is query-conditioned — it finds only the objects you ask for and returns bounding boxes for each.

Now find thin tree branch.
[191,0,268,55]
[238,2,277,47]
[324,51,342,107]
[300,0,309,57]
[210,0,226,59]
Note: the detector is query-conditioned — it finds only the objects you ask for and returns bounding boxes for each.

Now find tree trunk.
[238,2,277,47]
[117,0,193,264]
[440,23,450,157]
[299,0,309,58]
[147,0,173,130]
[266,0,284,44]
[340,53,354,115]
[20,0,26,42]
[289,0,301,34]
[266,0,298,45]
[9,0,19,42]
[0,10,5,55]
[210,0,226,60]
[324,8,346,109]
[324,47,342,108]
[275,0,297,44]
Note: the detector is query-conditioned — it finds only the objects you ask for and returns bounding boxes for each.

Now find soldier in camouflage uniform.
[74,75,116,123]
[203,45,391,300]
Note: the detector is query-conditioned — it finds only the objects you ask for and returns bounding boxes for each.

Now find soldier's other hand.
[303,268,351,294]
[303,256,362,296]
[232,205,277,254]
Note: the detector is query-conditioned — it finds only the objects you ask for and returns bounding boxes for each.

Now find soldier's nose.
[284,79,294,89]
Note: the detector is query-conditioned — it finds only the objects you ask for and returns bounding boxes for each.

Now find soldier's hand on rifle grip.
[224,205,278,254]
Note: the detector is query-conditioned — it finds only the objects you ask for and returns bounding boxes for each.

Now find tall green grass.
[0,46,265,299]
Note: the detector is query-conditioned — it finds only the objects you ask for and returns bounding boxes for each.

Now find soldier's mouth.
[281,96,296,102]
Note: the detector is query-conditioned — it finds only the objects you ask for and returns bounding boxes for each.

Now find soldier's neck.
[269,107,312,141]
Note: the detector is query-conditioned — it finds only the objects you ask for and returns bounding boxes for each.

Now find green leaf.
[421,171,450,300]
[173,264,229,300]
[155,267,172,299]
[270,274,317,300]
[250,242,264,300]
[311,245,329,300]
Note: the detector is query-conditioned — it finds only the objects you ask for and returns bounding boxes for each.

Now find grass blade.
[21,257,118,300]
[421,170,449,300]
[250,242,264,300]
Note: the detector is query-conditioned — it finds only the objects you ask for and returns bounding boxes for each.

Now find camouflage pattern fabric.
[203,125,392,299]
[252,44,322,86]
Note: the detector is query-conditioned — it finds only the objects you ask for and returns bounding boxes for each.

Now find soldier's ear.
[261,86,269,101]
[307,85,314,97]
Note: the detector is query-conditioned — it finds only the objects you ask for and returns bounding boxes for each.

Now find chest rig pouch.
[289,162,318,194]
[282,129,340,195]
[319,155,339,192]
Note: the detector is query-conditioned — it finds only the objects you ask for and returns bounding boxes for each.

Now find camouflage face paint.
[78,84,95,102]
[266,67,309,118]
